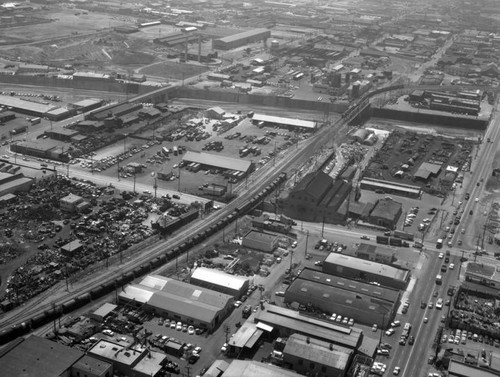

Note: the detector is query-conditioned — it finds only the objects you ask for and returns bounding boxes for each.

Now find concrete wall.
[0,74,153,96]
[372,108,489,129]
[175,87,349,114]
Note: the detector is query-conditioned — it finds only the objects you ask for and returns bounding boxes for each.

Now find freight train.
[0,172,287,345]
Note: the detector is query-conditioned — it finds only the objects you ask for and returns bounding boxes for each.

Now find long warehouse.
[182,151,253,174]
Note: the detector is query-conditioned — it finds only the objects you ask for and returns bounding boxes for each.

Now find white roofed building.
[118,275,234,331]
[190,267,250,298]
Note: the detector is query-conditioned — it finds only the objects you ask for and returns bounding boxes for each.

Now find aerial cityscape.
[0,0,499,376]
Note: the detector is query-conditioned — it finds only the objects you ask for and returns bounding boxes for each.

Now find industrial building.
[252,113,317,131]
[283,334,353,377]
[205,106,226,119]
[360,177,422,198]
[323,254,410,290]
[87,102,142,121]
[119,275,234,331]
[285,268,399,327]
[254,304,366,351]
[0,171,34,197]
[0,94,56,116]
[71,98,104,113]
[88,339,165,377]
[414,161,443,181]
[190,267,249,298]
[71,355,113,377]
[223,360,300,377]
[464,262,500,290]
[45,128,81,142]
[213,28,271,50]
[182,151,253,174]
[45,107,76,121]
[284,171,351,224]
[153,31,199,47]
[11,140,69,162]
[367,197,403,229]
[0,335,84,377]
[242,230,280,252]
[355,243,395,265]
[60,193,89,213]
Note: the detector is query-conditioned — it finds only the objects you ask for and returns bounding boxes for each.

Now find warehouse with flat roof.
[0,94,56,116]
[182,151,253,173]
[323,254,410,290]
[190,267,249,298]
[119,275,234,331]
[0,335,84,377]
[283,333,353,377]
[252,113,317,130]
[213,28,271,50]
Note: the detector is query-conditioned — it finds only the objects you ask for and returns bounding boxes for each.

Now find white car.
[234,300,243,308]
[221,343,228,353]
[438,253,444,259]
[372,324,378,332]
[102,329,114,336]
[393,366,401,375]
[188,326,195,335]
[449,263,455,270]
[385,328,395,336]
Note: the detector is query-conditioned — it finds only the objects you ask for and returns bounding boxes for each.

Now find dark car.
[409,336,415,345]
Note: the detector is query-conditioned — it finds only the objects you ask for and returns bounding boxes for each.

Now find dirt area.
[139,61,210,80]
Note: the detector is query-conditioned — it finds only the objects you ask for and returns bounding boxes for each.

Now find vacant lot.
[139,61,209,79]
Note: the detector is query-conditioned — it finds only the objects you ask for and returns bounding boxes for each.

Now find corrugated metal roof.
[183,151,252,173]
[299,268,400,303]
[191,267,248,291]
[252,113,316,129]
[147,291,221,322]
[139,274,169,290]
[118,284,156,304]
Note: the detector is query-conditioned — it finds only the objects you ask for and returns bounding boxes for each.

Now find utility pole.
[177,166,181,192]
[305,230,309,258]
[481,222,488,250]
[458,250,465,276]
[321,216,325,237]
[273,141,277,166]
[224,325,230,344]
[185,365,191,377]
